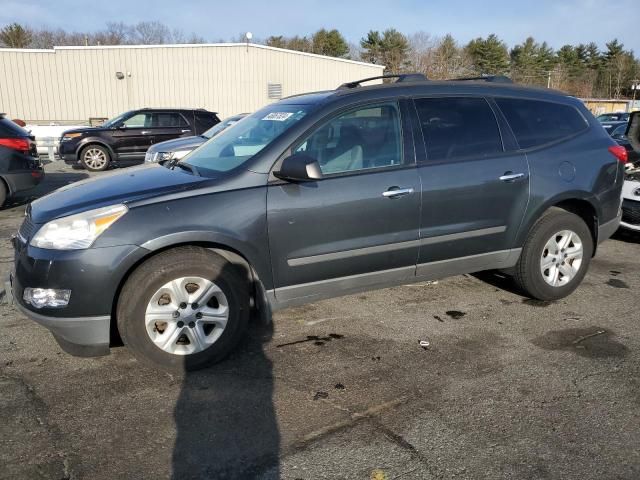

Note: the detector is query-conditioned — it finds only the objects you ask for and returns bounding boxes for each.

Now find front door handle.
[499,172,525,182]
[141,130,152,135]
[382,187,414,199]
[181,129,191,133]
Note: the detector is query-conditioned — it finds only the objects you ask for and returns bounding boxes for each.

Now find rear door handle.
[499,172,525,182]
[141,130,152,135]
[181,129,191,133]
[382,187,414,199]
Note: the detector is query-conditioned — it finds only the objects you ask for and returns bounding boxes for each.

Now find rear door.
[267,100,421,304]
[150,112,193,145]
[112,112,154,159]
[412,96,530,275]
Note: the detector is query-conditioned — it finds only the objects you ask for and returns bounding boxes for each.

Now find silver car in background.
[144,113,248,163]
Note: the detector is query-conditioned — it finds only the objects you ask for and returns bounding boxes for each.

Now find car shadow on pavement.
[472,270,525,296]
[172,296,280,478]
[611,229,640,244]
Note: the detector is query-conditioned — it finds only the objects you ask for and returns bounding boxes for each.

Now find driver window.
[294,102,402,175]
[123,113,152,128]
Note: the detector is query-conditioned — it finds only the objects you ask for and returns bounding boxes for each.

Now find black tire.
[117,246,250,372]
[0,180,6,207]
[80,144,110,172]
[514,209,593,301]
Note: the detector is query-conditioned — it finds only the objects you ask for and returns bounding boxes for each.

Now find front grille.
[17,216,37,242]
[621,200,640,226]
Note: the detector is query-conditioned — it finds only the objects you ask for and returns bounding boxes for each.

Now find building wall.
[0,43,384,124]
[581,98,636,116]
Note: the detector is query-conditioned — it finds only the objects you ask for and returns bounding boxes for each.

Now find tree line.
[2,21,638,99]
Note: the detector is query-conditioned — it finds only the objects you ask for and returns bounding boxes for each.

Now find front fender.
[139,230,274,290]
[74,138,116,159]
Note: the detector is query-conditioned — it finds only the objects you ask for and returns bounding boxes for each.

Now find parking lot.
[0,162,639,480]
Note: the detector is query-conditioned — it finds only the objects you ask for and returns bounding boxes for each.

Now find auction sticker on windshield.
[262,112,294,121]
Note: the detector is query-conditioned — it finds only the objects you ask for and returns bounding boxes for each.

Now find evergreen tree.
[465,34,510,75]
[0,23,32,48]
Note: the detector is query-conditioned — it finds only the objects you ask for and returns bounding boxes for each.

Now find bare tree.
[133,21,171,45]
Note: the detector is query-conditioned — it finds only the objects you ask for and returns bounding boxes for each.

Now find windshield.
[102,111,131,128]
[182,104,313,174]
[202,114,247,139]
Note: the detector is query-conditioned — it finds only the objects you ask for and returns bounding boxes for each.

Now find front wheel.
[80,145,110,171]
[513,209,593,301]
[117,247,250,371]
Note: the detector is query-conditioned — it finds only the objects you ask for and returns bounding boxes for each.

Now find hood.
[147,135,206,153]
[61,126,108,136]
[29,164,212,224]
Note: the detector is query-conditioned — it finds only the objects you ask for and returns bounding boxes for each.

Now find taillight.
[0,137,30,154]
[608,145,628,164]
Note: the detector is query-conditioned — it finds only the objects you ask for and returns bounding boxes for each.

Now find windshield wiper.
[171,160,199,176]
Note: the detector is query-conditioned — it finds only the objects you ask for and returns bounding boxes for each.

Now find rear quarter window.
[195,113,219,134]
[495,98,588,149]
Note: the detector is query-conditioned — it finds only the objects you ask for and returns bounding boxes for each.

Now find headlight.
[30,204,128,250]
[61,132,82,141]
[157,150,190,162]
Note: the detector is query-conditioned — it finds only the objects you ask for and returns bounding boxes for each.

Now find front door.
[411,96,530,275]
[112,112,154,160]
[267,101,421,304]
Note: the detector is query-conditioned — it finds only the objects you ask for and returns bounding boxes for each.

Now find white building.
[0,43,384,124]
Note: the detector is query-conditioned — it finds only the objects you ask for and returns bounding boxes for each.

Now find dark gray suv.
[11,74,626,371]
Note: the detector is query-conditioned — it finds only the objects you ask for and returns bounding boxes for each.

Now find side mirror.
[115,123,126,130]
[274,153,323,182]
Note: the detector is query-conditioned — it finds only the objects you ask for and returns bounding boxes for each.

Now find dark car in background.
[0,115,44,206]
[145,113,248,164]
[597,112,630,123]
[12,74,625,371]
[601,120,627,136]
[59,108,220,171]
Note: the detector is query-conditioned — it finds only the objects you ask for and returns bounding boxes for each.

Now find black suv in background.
[12,74,625,371]
[59,108,220,171]
[0,115,44,206]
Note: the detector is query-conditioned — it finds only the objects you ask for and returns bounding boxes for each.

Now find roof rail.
[338,73,427,90]
[448,75,513,84]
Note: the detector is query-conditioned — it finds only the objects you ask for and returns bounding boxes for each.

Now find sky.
[1,0,638,54]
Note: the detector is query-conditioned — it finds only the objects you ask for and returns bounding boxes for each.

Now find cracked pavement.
[0,163,639,479]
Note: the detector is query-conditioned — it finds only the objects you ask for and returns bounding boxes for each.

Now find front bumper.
[11,230,150,356]
[13,296,110,357]
[620,199,640,231]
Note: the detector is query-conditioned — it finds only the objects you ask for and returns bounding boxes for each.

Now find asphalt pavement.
[0,162,638,480]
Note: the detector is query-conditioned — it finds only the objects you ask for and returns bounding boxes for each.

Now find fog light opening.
[23,288,71,309]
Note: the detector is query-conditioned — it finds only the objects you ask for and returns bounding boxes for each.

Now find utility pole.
[547,70,551,89]
[632,80,639,108]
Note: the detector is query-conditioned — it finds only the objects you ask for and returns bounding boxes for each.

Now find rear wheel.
[0,180,6,207]
[117,246,250,371]
[514,209,593,301]
[80,145,110,171]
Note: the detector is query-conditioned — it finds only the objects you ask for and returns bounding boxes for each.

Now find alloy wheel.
[145,276,229,355]
[540,229,584,287]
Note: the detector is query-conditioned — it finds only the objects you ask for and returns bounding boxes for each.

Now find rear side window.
[414,97,503,162]
[152,113,189,128]
[495,98,588,149]
[0,117,28,137]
